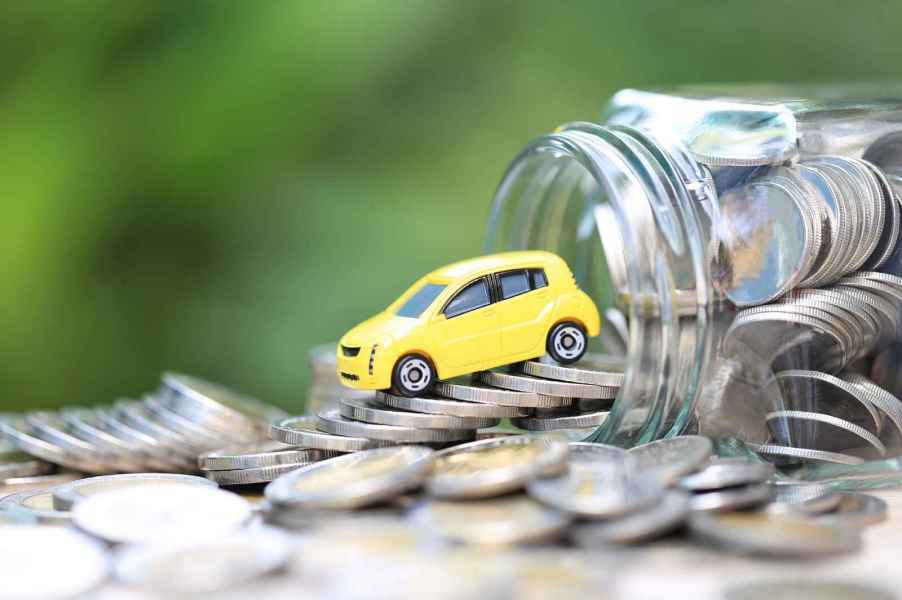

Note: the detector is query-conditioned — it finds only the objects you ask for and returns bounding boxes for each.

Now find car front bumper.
[335,343,387,390]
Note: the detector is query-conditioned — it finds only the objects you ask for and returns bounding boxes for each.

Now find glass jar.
[486,84,902,474]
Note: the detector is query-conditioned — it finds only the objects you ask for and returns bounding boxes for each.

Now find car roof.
[427,251,564,282]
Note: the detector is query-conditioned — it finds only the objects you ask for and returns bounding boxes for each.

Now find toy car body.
[337,251,601,396]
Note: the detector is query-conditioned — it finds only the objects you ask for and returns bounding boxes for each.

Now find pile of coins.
[271,353,623,456]
[720,157,902,307]
[726,272,902,373]
[718,271,902,465]
[256,434,884,558]
[0,373,286,477]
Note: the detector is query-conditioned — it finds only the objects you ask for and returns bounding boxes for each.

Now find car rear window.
[500,270,530,299]
[396,283,446,318]
[530,269,548,289]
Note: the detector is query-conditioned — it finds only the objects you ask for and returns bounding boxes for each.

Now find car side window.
[444,278,491,318]
[530,269,548,289]
[499,270,530,300]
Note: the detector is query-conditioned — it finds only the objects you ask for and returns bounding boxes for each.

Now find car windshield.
[395,283,446,318]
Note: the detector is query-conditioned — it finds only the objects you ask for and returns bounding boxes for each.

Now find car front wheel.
[547,322,587,364]
[392,354,436,397]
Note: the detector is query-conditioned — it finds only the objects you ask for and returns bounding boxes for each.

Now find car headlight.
[368,344,378,376]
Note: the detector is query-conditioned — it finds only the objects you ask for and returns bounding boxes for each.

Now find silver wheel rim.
[399,358,432,393]
[552,325,585,361]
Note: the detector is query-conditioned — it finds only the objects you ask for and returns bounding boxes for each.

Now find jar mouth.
[485,123,717,446]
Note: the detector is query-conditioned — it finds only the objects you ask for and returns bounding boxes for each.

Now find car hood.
[341,311,422,347]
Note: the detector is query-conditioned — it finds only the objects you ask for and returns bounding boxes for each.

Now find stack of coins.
[0,373,287,476]
[199,441,336,486]
[726,272,902,373]
[270,352,624,454]
[721,157,902,308]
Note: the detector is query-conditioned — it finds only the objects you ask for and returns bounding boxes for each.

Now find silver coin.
[749,443,863,465]
[0,415,109,474]
[861,161,902,271]
[689,510,860,557]
[527,443,660,519]
[426,435,568,500]
[25,411,130,473]
[810,492,887,528]
[317,408,474,443]
[72,485,252,545]
[0,488,70,523]
[479,371,614,400]
[111,399,202,454]
[434,379,573,408]
[0,451,54,479]
[52,473,216,511]
[512,409,608,431]
[58,408,151,472]
[270,415,392,452]
[142,394,235,449]
[520,354,625,387]
[475,426,522,440]
[725,311,846,373]
[115,527,291,594]
[0,472,82,499]
[0,525,109,599]
[718,174,819,306]
[678,459,774,492]
[205,463,310,486]
[797,163,849,286]
[839,274,902,306]
[571,490,690,546]
[768,483,842,516]
[377,390,528,419]
[765,410,885,456]
[199,440,325,471]
[775,370,883,437]
[689,483,772,512]
[340,396,498,430]
[410,495,570,546]
[738,304,851,367]
[841,372,902,440]
[93,407,192,471]
[629,435,713,486]
[725,580,895,600]
[159,372,286,437]
[265,446,434,510]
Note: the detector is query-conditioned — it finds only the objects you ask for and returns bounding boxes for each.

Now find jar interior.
[486,126,715,447]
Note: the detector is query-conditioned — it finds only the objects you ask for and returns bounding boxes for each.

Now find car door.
[497,268,551,357]
[431,277,501,371]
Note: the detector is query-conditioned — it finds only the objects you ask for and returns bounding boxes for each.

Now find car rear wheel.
[392,354,436,397]
[547,322,587,364]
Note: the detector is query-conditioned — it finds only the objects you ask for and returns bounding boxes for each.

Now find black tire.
[546,321,587,364]
[391,354,436,397]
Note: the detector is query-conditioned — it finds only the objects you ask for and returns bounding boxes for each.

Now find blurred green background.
[4,1,902,411]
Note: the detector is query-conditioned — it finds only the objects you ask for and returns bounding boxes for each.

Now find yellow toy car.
[337,251,601,397]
